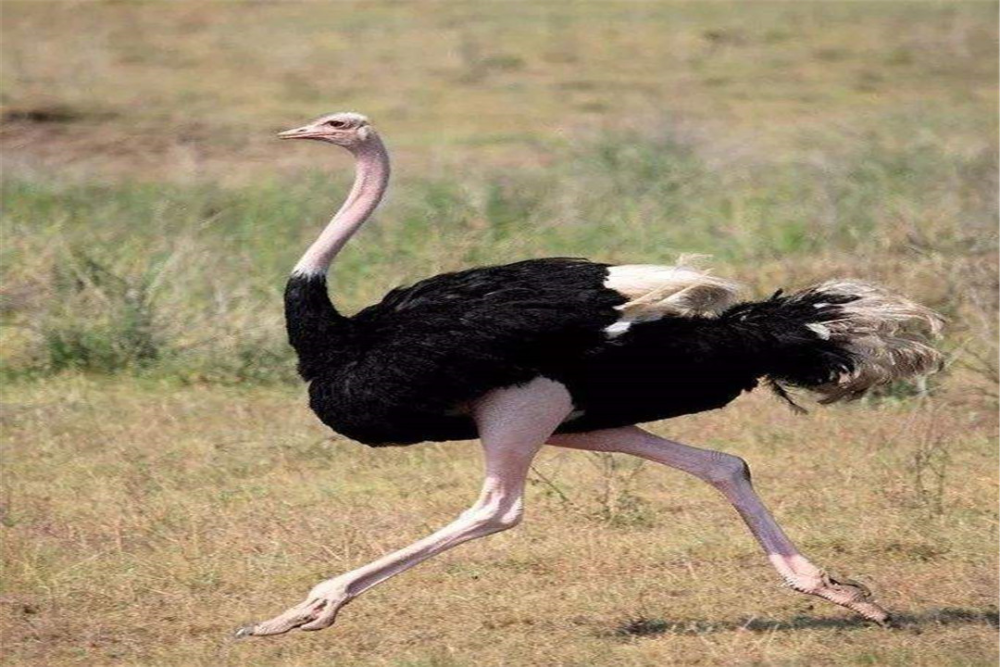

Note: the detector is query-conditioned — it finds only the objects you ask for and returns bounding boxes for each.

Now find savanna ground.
[1,2,998,665]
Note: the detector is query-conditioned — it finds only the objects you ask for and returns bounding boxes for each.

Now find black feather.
[284,259,862,446]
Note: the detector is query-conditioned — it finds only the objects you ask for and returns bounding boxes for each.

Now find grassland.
[1,2,998,666]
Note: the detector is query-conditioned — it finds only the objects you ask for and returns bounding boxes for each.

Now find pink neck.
[292,135,391,276]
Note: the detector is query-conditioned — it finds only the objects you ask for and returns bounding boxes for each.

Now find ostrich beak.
[277,125,318,140]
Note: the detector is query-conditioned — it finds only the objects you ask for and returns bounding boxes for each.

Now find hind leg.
[548,426,891,624]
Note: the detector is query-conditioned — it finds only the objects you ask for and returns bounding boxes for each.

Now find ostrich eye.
[325,119,347,129]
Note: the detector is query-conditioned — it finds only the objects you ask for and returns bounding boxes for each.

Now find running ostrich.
[238,112,942,637]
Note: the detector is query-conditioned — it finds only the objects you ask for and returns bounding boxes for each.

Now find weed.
[39,251,162,373]
[589,452,655,528]
[911,424,951,517]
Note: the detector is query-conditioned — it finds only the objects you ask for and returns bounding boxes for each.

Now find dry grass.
[1,1,996,180]
[1,378,997,666]
[1,2,998,666]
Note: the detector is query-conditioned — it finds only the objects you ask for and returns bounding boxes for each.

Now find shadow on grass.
[610,607,999,638]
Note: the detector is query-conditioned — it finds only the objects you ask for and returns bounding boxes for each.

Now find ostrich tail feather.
[797,280,944,403]
[723,280,944,405]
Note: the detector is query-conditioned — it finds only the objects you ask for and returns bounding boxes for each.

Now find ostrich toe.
[793,571,893,626]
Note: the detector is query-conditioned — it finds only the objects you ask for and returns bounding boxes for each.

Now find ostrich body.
[240,112,942,637]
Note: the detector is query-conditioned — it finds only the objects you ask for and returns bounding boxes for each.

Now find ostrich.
[237,112,942,637]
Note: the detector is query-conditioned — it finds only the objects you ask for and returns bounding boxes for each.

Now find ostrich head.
[278,112,374,148]
[281,111,389,276]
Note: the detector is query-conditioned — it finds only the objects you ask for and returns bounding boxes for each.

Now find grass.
[2,378,996,666]
[3,125,994,383]
[1,1,998,665]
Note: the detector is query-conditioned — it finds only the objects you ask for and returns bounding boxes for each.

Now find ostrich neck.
[292,135,391,276]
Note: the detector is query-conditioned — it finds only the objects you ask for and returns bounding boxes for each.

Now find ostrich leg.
[239,377,573,637]
[548,426,891,624]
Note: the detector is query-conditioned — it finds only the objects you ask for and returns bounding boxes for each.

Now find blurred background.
[2,2,996,385]
[1,3,997,666]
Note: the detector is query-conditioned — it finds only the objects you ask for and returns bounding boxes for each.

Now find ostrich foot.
[790,571,893,626]
[236,579,350,638]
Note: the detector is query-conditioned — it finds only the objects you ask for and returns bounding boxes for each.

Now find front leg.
[238,377,573,637]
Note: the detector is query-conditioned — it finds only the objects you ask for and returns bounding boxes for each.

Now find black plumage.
[285,258,864,446]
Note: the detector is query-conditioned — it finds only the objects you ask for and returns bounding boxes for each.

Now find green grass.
[3,121,994,382]
[1,2,997,665]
